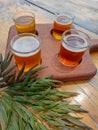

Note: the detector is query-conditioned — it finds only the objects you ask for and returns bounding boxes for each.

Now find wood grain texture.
[61,81,98,129]
[6,24,98,82]
[0,0,98,129]
[26,0,98,34]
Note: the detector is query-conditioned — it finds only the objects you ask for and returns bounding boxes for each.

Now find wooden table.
[0,0,98,129]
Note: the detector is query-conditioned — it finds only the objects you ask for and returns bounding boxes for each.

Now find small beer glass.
[58,29,90,66]
[10,33,41,72]
[13,11,36,34]
[52,12,74,40]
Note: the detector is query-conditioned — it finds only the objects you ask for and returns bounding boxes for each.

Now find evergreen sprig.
[0,52,93,130]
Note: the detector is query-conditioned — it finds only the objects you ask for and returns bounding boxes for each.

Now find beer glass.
[10,33,41,72]
[52,12,74,40]
[58,29,90,66]
[13,11,36,34]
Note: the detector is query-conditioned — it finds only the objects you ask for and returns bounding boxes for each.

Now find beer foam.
[62,34,88,52]
[12,36,40,57]
[56,14,72,25]
[16,16,34,25]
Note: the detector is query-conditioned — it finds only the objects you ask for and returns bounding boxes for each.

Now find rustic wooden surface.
[25,0,98,34]
[0,0,98,129]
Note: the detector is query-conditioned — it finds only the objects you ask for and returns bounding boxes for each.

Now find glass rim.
[62,29,91,49]
[13,10,35,21]
[10,33,41,54]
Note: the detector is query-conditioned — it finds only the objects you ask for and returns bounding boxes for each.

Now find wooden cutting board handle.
[90,39,98,52]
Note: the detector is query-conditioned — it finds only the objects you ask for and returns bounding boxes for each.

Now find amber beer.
[52,12,74,40]
[58,30,90,66]
[10,33,41,72]
[13,11,36,34]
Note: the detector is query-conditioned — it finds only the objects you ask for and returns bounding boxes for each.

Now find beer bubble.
[12,36,40,57]
[62,34,88,52]
[16,16,35,26]
[56,14,72,25]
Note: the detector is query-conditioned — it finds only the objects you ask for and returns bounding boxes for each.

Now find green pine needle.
[0,52,93,130]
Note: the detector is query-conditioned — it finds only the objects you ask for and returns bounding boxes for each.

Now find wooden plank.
[25,0,98,34]
[61,81,98,129]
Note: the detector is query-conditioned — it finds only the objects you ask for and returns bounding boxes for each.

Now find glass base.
[51,54,76,73]
[16,59,42,72]
[58,53,82,67]
[51,29,62,40]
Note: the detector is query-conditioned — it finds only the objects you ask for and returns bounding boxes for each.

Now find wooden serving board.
[6,23,98,81]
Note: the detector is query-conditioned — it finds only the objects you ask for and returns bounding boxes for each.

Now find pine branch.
[0,52,93,130]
